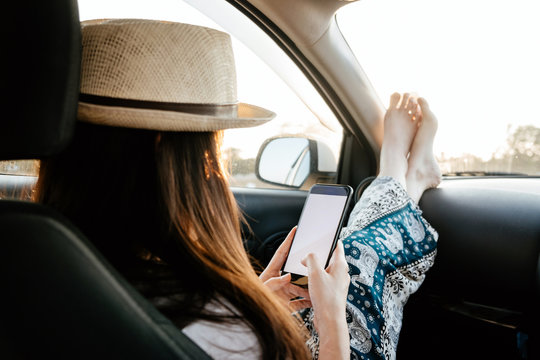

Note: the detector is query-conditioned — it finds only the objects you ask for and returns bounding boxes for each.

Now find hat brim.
[77,101,275,131]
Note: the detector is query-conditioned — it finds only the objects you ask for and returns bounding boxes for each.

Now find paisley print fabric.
[302,177,438,360]
[345,177,437,360]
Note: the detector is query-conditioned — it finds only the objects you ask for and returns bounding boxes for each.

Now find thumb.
[301,253,323,278]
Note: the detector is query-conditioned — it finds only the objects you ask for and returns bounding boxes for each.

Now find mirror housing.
[255,136,337,189]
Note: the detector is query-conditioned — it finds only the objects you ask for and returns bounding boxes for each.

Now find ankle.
[380,151,408,175]
[379,168,407,190]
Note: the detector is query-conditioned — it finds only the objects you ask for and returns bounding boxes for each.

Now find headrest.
[0,0,81,160]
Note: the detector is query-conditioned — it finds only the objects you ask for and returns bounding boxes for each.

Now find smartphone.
[282,183,353,287]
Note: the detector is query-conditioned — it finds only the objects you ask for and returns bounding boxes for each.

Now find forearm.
[317,314,350,360]
[301,242,351,359]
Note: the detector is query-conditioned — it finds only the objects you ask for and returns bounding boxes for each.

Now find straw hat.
[77,19,275,131]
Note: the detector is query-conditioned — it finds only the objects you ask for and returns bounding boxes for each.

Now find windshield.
[337,0,540,176]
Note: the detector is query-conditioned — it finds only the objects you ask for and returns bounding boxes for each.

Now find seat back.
[0,1,210,358]
[0,201,210,359]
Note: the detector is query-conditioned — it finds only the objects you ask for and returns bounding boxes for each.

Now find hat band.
[79,93,238,117]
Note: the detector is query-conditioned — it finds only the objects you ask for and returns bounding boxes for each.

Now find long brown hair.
[35,122,310,359]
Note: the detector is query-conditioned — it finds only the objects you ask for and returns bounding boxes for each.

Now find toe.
[400,93,411,108]
[407,97,418,109]
[418,97,438,127]
[418,97,430,112]
[389,92,401,108]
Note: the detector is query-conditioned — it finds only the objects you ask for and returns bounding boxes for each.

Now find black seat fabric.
[0,1,210,358]
[0,201,210,359]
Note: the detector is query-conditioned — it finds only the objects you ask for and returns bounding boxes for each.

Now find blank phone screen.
[283,192,348,277]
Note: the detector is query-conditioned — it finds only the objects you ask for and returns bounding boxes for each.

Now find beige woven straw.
[78,19,275,131]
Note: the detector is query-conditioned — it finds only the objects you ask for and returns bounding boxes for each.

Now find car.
[1,0,538,359]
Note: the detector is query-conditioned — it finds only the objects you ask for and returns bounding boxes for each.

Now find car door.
[2,0,538,359]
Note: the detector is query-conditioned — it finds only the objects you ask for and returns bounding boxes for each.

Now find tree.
[506,125,540,160]
[504,125,540,174]
[222,147,255,175]
[438,125,540,175]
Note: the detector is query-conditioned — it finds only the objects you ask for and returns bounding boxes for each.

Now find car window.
[0,160,38,200]
[0,160,38,176]
[76,0,343,190]
[337,0,540,176]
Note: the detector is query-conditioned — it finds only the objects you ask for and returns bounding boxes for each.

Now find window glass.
[0,160,38,200]
[78,0,343,189]
[0,160,38,176]
[337,0,540,176]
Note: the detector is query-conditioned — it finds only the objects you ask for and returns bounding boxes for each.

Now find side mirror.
[255,136,337,189]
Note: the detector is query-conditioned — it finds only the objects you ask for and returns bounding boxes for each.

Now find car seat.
[0,1,210,358]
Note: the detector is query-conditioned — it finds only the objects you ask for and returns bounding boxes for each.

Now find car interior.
[1,0,539,359]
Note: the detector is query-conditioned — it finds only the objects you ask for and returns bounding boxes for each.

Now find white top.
[182,300,261,359]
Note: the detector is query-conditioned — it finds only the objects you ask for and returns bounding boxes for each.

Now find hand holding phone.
[281,183,353,286]
[259,227,312,311]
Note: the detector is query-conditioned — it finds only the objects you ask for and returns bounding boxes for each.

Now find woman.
[36,19,440,360]
[35,19,349,360]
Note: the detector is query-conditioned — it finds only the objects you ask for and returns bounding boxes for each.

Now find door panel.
[233,187,307,271]
[419,178,540,312]
[400,177,540,359]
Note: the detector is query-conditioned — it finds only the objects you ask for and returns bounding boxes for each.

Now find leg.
[405,98,442,203]
[378,93,419,188]
[302,94,440,360]
[341,94,439,360]
[348,92,420,224]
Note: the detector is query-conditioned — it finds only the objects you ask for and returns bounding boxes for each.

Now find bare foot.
[379,92,420,187]
[406,97,442,203]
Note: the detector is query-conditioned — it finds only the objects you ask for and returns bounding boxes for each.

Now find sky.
[337,0,540,160]
[78,0,540,162]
